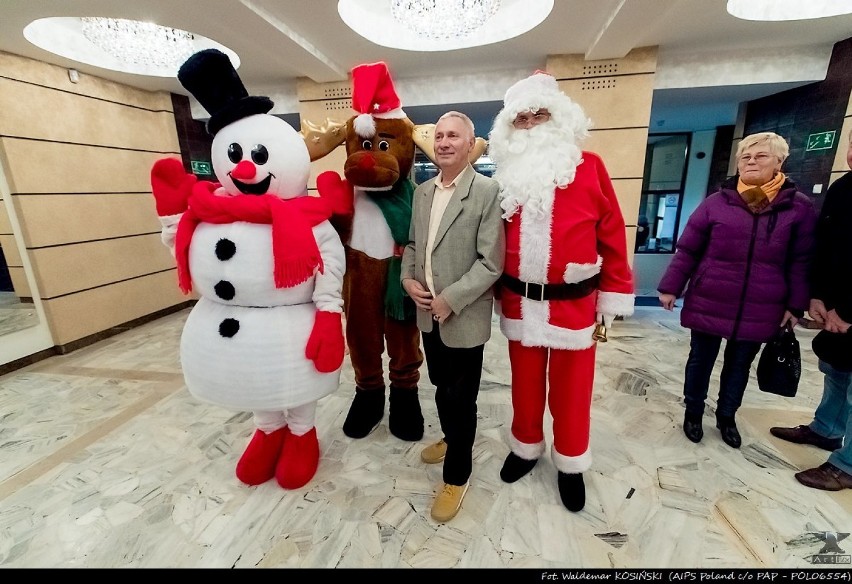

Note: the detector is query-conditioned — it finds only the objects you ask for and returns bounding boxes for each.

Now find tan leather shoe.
[421,439,447,464]
[431,481,469,522]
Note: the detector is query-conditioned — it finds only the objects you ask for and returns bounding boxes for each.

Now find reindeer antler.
[300,118,348,162]
[412,123,488,166]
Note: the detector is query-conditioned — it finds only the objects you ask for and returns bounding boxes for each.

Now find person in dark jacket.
[658,132,817,449]
[770,129,852,491]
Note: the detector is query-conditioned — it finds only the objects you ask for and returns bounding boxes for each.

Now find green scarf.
[367,179,416,321]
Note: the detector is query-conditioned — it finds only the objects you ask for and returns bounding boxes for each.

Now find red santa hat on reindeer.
[351,62,407,139]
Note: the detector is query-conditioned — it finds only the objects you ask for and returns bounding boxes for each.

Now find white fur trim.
[354,113,376,138]
[159,213,181,253]
[509,434,546,460]
[374,107,406,120]
[518,192,553,282]
[551,444,592,473]
[563,255,602,284]
[500,301,596,350]
[597,291,635,317]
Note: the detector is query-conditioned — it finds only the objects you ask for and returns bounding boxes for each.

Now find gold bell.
[593,322,608,343]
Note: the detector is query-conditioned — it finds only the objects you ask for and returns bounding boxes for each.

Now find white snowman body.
[167,114,345,411]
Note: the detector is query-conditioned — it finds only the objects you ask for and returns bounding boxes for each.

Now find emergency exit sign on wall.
[806,131,836,152]
[191,160,212,175]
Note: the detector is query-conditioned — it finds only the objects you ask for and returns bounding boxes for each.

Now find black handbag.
[757,323,801,397]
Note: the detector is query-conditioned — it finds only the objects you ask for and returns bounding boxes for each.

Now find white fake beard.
[491,122,584,221]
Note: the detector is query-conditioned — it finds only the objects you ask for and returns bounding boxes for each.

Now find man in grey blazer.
[401,111,505,522]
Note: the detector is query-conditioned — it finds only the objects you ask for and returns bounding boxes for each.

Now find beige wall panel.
[0,234,22,266]
[546,46,658,79]
[846,94,852,116]
[584,128,649,179]
[308,146,347,189]
[831,115,851,173]
[16,194,161,248]
[625,226,637,268]
[29,234,174,298]
[8,267,31,298]
[41,271,186,346]
[1,139,164,194]
[558,75,654,130]
[297,78,352,104]
[612,178,642,227]
[0,79,178,152]
[0,51,172,112]
[0,202,10,234]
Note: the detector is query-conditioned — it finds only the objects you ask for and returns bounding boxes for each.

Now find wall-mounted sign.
[806,131,836,152]
[190,160,212,175]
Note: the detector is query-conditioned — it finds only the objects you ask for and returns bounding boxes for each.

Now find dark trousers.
[683,330,762,418]
[421,328,484,486]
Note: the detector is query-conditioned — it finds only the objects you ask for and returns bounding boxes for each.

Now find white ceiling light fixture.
[24,17,240,78]
[726,0,852,21]
[338,0,552,52]
[390,0,500,41]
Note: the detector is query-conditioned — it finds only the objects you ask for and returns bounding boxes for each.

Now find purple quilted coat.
[658,177,816,342]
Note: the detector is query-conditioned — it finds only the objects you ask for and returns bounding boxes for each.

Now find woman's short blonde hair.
[736,132,789,163]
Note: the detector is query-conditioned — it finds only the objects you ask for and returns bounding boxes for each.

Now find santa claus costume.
[150,49,345,491]
[488,71,635,511]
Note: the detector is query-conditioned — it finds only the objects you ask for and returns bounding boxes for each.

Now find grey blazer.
[401,166,506,348]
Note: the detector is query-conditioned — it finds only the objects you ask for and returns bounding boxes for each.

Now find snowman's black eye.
[251,144,268,165]
[378,141,390,151]
[361,140,373,150]
[228,143,243,163]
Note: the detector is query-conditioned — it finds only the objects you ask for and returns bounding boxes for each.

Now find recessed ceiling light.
[726,0,852,22]
[338,0,552,52]
[23,17,239,78]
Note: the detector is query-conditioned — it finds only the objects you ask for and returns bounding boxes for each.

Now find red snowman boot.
[275,427,320,489]
[235,426,288,486]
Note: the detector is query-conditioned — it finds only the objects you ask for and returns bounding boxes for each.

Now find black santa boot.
[558,472,586,512]
[388,386,424,441]
[342,387,385,439]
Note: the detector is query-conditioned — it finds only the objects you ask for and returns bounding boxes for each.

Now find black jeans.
[421,328,484,487]
[683,330,761,419]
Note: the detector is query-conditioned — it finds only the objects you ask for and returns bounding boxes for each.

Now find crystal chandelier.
[390,0,501,40]
[80,17,196,70]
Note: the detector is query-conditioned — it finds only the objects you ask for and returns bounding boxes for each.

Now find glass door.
[635,133,690,254]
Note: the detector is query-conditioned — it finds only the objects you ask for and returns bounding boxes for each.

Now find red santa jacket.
[498,151,634,350]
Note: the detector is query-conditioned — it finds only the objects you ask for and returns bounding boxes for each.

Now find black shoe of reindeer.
[342,387,385,439]
[388,386,424,441]
[557,472,586,512]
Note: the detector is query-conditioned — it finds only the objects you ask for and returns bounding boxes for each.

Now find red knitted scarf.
[174,181,332,294]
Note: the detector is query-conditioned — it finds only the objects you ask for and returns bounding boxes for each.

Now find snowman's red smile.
[230,173,272,195]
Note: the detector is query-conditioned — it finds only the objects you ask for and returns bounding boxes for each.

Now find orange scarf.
[737,172,785,213]
[174,181,331,294]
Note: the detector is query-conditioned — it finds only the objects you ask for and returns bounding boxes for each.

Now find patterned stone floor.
[0,306,848,568]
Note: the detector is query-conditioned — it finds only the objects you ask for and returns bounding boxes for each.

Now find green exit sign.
[190,160,212,175]
[806,131,836,152]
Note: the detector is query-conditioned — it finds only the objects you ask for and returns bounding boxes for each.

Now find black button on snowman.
[150,49,346,490]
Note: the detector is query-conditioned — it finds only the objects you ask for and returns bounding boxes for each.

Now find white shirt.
[424,165,471,296]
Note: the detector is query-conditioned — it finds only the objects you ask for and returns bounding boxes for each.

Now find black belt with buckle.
[499,273,598,301]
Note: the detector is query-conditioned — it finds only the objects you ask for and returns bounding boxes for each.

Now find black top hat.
[177,49,273,136]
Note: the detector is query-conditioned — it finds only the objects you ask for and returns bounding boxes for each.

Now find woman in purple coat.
[658,132,817,448]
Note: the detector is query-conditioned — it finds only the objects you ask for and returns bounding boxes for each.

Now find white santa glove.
[596,313,614,328]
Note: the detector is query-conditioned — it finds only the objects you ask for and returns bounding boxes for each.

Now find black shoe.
[557,472,585,512]
[770,425,842,452]
[683,412,704,443]
[716,414,741,449]
[388,386,424,442]
[500,452,538,483]
[342,388,385,439]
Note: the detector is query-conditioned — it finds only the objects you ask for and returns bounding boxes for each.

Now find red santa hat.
[351,61,406,138]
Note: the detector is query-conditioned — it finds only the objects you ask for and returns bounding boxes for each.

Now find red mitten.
[305,310,344,373]
[151,158,197,216]
[316,171,354,217]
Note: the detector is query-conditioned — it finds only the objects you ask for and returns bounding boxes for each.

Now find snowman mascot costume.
[150,49,345,490]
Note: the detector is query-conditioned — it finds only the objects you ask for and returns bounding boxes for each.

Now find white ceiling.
[2,0,851,132]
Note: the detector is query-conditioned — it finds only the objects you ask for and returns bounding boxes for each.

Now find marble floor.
[0,305,849,569]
